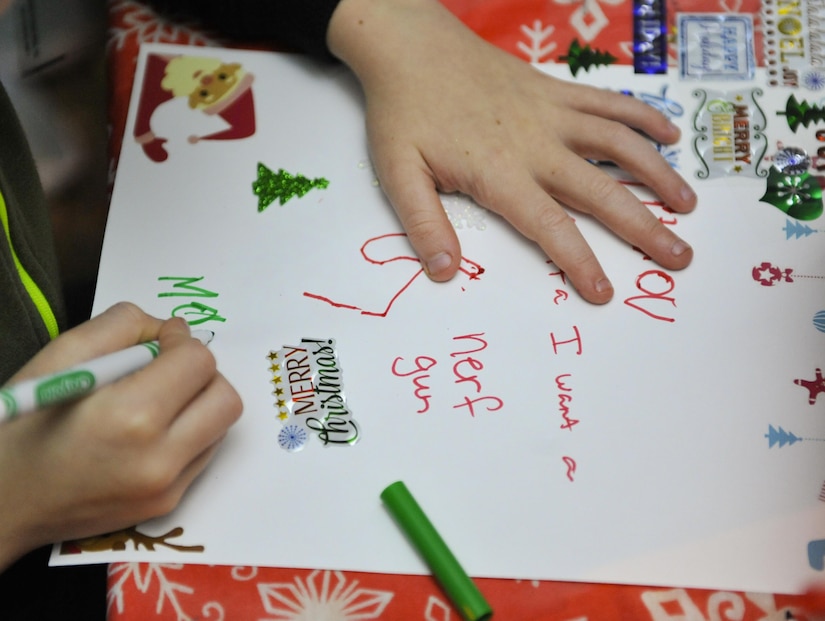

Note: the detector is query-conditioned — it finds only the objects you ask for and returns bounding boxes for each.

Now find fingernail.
[680,184,696,204]
[671,239,691,257]
[595,277,612,293]
[424,252,452,276]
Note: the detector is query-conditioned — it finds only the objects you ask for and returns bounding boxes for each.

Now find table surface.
[103,1,822,619]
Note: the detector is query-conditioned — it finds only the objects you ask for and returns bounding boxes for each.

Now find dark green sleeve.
[146,0,343,61]
[0,80,67,385]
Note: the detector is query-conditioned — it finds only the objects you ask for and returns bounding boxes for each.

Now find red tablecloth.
[104,1,822,618]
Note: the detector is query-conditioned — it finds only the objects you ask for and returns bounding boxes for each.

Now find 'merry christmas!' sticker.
[266,338,360,451]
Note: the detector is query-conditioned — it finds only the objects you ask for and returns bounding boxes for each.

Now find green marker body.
[381,480,492,621]
[0,332,209,423]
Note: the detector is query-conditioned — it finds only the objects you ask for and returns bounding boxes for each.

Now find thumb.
[157,317,201,354]
[377,157,462,282]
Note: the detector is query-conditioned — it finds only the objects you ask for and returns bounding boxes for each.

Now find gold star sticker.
[278,410,289,421]
[267,351,279,361]
[271,375,283,385]
[274,387,284,396]
[277,399,286,408]
[269,363,281,373]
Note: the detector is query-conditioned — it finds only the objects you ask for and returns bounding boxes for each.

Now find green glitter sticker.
[252,163,330,211]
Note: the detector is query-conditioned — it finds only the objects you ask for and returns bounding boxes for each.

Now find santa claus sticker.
[133,54,257,162]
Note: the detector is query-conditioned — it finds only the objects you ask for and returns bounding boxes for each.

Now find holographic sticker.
[763,0,825,89]
[266,338,360,451]
[691,88,768,179]
[778,94,825,133]
[678,14,755,80]
[772,146,811,174]
[633,0,667,74]
[759,168,824,220]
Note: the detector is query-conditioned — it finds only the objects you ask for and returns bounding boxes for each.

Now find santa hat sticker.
[133,54,257,162]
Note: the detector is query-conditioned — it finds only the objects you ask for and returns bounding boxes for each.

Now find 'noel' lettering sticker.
[266,338,360,451]
[762,0,825,90]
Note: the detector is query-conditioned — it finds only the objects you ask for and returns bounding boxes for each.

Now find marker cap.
[381,480,492,621]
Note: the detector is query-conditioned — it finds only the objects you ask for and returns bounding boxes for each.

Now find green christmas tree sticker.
[777,94,825,133]
[252,163,330,212]
[559,39,617,77]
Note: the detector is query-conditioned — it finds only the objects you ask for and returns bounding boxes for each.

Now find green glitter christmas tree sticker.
[252,162,330,212]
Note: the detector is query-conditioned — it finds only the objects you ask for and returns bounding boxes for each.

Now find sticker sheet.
[51,42,825,595]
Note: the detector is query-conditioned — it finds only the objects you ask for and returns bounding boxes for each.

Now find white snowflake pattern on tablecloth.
[517,20,558,62]
[641,588,800,621]
[552,0,628,43]
[257,569,393,620]
[107,562,226,621]
[425,596,452,621]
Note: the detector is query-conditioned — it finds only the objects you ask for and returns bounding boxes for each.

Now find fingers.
[8,302,164,382]
[563,112,697,216]
[569,81,682,147]
[490,171,614,303]
[167,369,242,470]
[92,318,241,517]
[115,317,230,429]
[540,155,693,274]
[371,143,462,282]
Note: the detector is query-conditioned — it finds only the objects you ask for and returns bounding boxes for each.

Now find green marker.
[0,329,213,422]
[381,481,493,621]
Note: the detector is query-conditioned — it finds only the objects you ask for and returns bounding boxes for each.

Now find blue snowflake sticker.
[803,70,825,91]
[278,425,308,452]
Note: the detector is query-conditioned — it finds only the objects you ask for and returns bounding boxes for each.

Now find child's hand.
[0,302,242,570]
[329,0,696,304]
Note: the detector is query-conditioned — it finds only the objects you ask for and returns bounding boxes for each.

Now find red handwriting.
[555,373,579,431]
[618,188,681,322]
[547,262,570,305]
[390,356,437,413]
[390,332,504,417]
[304,233,484,317]
[550,328,583,483]
[450,333,504,417]
[623,269,677,323]
[643,199,678,225]
[562,456,577,482]
[549,325,583,355]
